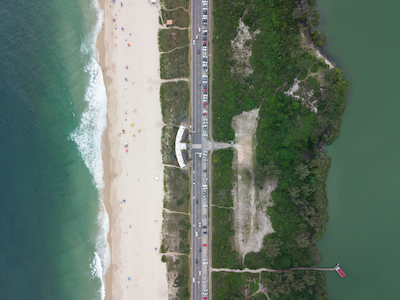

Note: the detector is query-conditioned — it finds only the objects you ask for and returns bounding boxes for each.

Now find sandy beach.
[98,0,168,299]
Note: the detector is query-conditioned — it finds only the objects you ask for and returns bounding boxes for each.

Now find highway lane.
[191,0,209,299]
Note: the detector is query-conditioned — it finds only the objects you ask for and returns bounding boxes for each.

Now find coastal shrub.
[158,29,189,52]
[160,0,190,28]
[160,46,189,79]
[164,167,190,213]
[161,126,178,166]
[160,81,189,125]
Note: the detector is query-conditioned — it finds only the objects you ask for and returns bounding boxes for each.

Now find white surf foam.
[69,1,110,299]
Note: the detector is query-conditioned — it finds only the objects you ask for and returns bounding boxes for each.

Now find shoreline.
[95,1,114,298]
[97,0,168,299]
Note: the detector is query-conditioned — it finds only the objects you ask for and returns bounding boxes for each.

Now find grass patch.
[212,149,234,207]
[160,0,189,10]
[158,29,189,52]
[164,167,190,213]
[160,81,190,124]
[161,126,178,166]
[212,272,246,299]
[161,8,189,28]
[160,46,189,79]
[212,206,242,269]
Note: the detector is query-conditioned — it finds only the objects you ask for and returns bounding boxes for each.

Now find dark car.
[203,58,207,61]
[197,49,200,54]
[196,258,198,264]
[203,231,207,234]
[202,226,207,228]
[199,247,202,252]
[196,199,198,204]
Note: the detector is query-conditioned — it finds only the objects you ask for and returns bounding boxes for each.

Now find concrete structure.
[175,125,187,168]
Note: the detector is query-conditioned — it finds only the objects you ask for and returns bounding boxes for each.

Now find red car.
[203,298,207,299]
[203,244,207,246]
[203,112,207,116]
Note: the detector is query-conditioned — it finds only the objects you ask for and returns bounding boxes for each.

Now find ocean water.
[317,0,400,299]
[0,0,109,299]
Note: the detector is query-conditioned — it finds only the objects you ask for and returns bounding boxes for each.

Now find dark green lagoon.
[317,0,400,299]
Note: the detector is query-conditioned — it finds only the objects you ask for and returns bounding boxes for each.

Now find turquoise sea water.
[317,0,400,299]
[0,1,108,299]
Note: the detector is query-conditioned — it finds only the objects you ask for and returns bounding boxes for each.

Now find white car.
[193,40,195,45]
[196,232,198,237]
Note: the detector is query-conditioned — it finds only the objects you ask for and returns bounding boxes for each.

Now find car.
[203,298,208,300]
[203,133,208,137]
[203,258,208,261]
[196,232,198,237]
[197,49,200,54]
[203,89,207,92]
[203,178,207,181]
[196,258,198,264]
[199,222,201,227]
[196,199,198,204]
[203,11,207,15]
[199,271,201,276]
[203,244,207,246]
[203,41,207,45]
[203,112,207,116]
[202,204,208,207]
[196,34,198,40]
[193,277,195,283]
[202,226,207,228]
[199,80,201,85]
[198,27,201,32]
[203,215,207,218]
[203,57,207,61]
[199,247,202,252]
[203,37,207,41]
[203,232,207,234]
[193,180,195,184]
[193,40,195,45]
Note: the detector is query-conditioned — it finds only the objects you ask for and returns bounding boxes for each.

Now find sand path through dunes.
[99,0,168,299]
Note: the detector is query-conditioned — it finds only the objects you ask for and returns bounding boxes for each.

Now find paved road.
[191,0,209,299]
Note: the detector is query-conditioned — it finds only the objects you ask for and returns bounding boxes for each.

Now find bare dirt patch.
[231,19,260,77]
[231,109,276,260]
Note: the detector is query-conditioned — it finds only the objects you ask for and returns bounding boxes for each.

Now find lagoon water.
[317,0,400,299]
[0,0,108,299]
